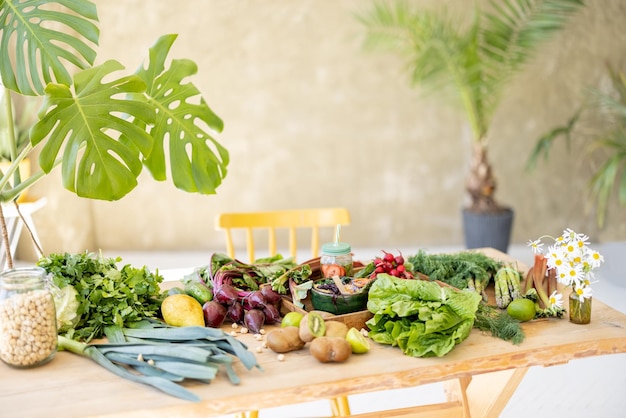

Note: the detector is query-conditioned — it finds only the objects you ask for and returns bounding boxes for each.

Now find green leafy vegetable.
[473,303,525,345]
[57,320,261,402]
[198,252,297,292]
[366,274,482,357]
[407,250,502,292]
[270,263,312,295]
[49,284,81,333]
[37,251,164,342]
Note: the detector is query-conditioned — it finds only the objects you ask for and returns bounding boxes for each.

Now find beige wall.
[22,0,626,260]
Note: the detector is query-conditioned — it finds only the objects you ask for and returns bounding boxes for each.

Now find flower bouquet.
[527,229,604,323]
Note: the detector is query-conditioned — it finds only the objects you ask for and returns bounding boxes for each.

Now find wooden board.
[280,294,374,330]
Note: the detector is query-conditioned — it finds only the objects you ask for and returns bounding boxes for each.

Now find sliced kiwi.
[299,312,327,342]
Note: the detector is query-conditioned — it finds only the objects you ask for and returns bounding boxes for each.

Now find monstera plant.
[357,0,584,252]
[0,0,229,268]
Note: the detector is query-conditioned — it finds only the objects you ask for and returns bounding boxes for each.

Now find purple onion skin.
[244,309,266,334]
[214,283,239,306]
[262,303,281,324]
[227,302,244,323]
[261,285,281,304]
[203,301,227,328]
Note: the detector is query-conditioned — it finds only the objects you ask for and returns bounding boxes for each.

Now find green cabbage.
[51,284,81,333]
[366,274,481,357]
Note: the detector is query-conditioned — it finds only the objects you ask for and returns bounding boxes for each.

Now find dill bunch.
[473,302,525,345]
[407,250,502,290]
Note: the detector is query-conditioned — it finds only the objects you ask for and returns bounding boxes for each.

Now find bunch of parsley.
[38,251,165,342]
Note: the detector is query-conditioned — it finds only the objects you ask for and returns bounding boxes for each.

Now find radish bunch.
[371,250,414,279]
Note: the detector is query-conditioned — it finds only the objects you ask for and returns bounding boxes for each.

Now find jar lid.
[321,242,351,255]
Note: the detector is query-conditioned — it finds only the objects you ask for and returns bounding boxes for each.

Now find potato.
[309,336,352,363]
[266,326,306,353]
[324,321,349,338]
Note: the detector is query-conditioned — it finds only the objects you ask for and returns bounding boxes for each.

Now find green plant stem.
[1,87,18,162]
[58,335,88,355]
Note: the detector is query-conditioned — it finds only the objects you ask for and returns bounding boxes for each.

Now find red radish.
[382,251,395,263]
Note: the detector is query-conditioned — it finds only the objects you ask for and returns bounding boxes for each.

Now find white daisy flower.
[573,284,593,302]
[527,239,544,254]
[548,291,563,309]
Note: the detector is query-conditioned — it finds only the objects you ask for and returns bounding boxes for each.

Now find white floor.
[93,243,626,417]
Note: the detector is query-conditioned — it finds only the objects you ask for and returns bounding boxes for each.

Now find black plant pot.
[462,207,514,253]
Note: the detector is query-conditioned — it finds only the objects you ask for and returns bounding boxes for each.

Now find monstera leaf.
[0,0,99,96]
[30,60,155,200]
[28,34,228,201]
[132,35,228,194]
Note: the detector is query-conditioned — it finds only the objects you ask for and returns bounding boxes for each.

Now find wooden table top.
[2,249,625,418]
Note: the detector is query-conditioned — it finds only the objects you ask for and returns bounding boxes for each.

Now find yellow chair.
[215,207,351,263]
[215,207,352,418]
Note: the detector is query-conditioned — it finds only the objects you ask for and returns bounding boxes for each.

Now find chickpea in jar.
[0,267,57,368]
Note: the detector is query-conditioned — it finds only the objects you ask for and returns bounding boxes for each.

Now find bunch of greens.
[38,251,164,342]
[192,253,297,292]
[366,274,482,357]
[407,250,502,296]
[473,303,525,345]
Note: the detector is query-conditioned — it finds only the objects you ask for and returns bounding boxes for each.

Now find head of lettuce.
[366,274,482,357]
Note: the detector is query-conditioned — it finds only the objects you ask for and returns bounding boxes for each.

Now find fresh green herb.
[354,261,375,278]
[38,251,164,342]
[271,263,312,295]
[407,250,502,292]
[473,302,525,345]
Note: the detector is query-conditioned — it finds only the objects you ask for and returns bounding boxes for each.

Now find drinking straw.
[334,224,341,245]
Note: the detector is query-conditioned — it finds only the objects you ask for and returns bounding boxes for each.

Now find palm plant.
[0,0,229,269]
[357,0,585,214]
[527,63,626,228]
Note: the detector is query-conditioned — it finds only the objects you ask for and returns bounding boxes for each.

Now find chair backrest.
[215,207,351,263]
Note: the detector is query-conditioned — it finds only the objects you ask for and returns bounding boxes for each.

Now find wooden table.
[2,249,626,418]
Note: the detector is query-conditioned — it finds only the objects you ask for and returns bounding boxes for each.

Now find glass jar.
[569,291,592,325]
[320,242,353,278]
[0,266,57,368]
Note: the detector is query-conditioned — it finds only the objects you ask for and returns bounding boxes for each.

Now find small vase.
[569,292,592,324]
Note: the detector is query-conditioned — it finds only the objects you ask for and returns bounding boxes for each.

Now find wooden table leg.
[465,367,529,417]
[443,376,472,418]
[444,367,529,418]
[330,396,351,416]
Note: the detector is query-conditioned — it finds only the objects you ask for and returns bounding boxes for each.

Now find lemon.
[161,294,205,327]
[345,327,371,354]
[506,298,536,322]
[281,311,304,328]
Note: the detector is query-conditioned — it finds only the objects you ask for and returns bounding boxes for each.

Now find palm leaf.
[0,0,99,96]
[133,35,228,195]
[358,0,584,142]
[525,108,582,171]
[588,131,626,227]
[30,60,155,200]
